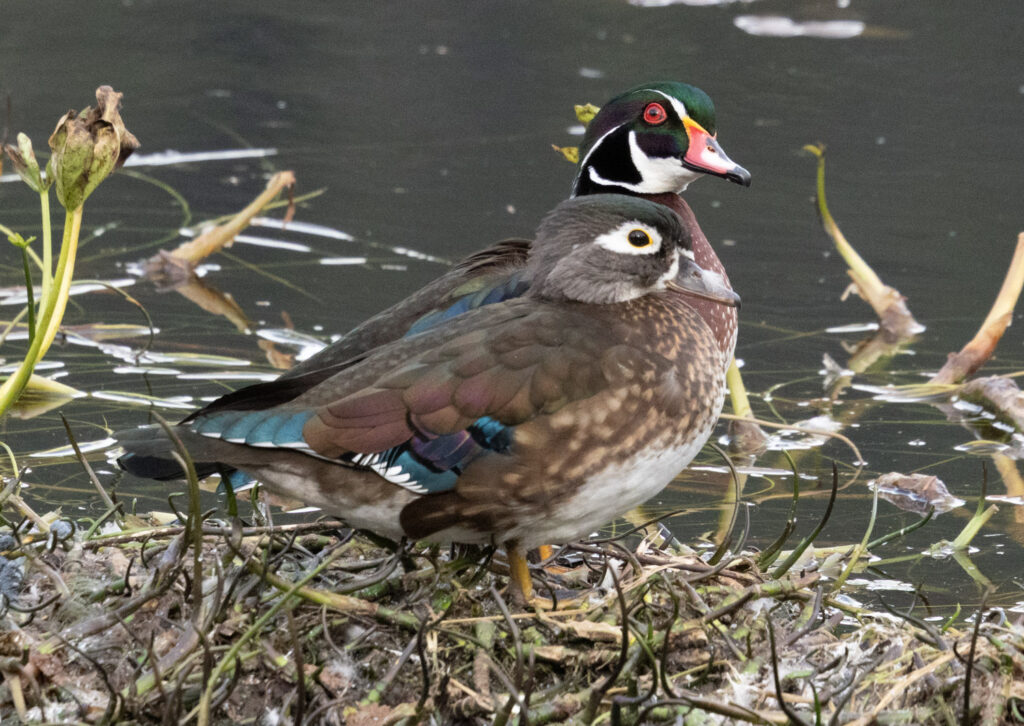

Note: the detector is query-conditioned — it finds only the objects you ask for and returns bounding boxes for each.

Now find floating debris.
[124,147,278,167]
[254,216,450,265]
[868,472,965,515]
[90,390,196,409]
[763,414,844,451]
[29,437,117,458]
[987,494,1024,506]
[319,256,369,265]
[230,234,311,253]
[629,0,763,6]
[251,216,354,241]
[825,321,880,334]
[958,375,1024,433]
[734,15,866,39]
[844,577,917,592]
[853,382,956,403]
[175,370,278,381]
[0,278,136,306]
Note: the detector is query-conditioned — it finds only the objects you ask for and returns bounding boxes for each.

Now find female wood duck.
[118,195,740,601]
[278,81,749,385]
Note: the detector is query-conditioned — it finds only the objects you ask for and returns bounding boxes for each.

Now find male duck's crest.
[572,81,751,197]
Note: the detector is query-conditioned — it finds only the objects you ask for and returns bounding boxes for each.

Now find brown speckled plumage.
[645,193,737,363]
[117,196,731,550]
[400,294,724,541]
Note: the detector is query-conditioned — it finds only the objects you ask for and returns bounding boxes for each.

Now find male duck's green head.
[571,81,751,197]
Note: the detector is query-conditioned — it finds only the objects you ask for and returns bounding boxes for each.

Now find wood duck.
[118,195,740,601]
[278,81,749,385]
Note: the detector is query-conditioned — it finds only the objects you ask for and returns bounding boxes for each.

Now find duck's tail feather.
[115,424,227,481]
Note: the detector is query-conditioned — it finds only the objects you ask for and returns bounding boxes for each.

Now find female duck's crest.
[571,81,751,197]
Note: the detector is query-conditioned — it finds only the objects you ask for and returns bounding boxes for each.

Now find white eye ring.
[593,221,663,255]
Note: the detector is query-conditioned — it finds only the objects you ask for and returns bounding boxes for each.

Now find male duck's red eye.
[642,102,668,125]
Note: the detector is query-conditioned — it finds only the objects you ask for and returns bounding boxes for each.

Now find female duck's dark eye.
[628,229,653,248]
[642,102,668,125]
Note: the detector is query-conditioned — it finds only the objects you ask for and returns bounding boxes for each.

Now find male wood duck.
[118,195,740,601]
[278,81,749,384]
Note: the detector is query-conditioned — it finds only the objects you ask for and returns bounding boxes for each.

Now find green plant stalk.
[867,508,935,549]
[19,247,36,342]
[39,190,52,301]
[771,466,839,579]
[953,469,997,551]
[726,358,753,418]
[0,205,83,415]
[805,144,888,301]
[951,549,993,589]
[192,548,346,726]
[951,505,998,551]
[832,477,880,592]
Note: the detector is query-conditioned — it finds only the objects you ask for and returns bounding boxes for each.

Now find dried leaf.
[869,472,964,515]
[551,144,579,164]
[557,619,621,643]
[959,375,1024,432]
[574,103,600,124]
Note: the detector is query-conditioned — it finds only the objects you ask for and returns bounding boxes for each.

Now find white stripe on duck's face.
[594,220,680,290]
[586,130,704,194]
[591,220,664,256]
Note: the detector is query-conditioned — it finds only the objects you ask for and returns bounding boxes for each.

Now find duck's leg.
[507,544,534,605]
[536,544,554,561]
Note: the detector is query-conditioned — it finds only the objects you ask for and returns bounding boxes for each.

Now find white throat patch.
[587,131,702,194]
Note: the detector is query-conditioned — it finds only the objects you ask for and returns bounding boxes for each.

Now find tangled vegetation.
[1,87,1023,725]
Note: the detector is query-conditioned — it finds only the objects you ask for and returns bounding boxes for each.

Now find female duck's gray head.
[527,195,740,307]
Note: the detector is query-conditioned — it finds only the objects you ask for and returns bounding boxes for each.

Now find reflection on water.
[1,0,1023,612]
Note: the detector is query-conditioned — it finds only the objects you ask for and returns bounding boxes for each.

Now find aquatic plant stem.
[166,170,296,264]
[0,205,83,415]
[932,232,1024,384]
[832,474,880,592]
[952,506,998,551]
[806,144,885,297]
[805,143,920,338]
[726,358,752,418]
[39,190,52,301]
[19,247,36,342]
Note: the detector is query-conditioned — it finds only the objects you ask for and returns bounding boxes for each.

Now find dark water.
[2,1,1022,613]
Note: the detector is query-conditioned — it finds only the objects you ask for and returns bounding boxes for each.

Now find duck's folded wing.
[303,305,636,457]
[281,238,532,379]
[187,305,651,486]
